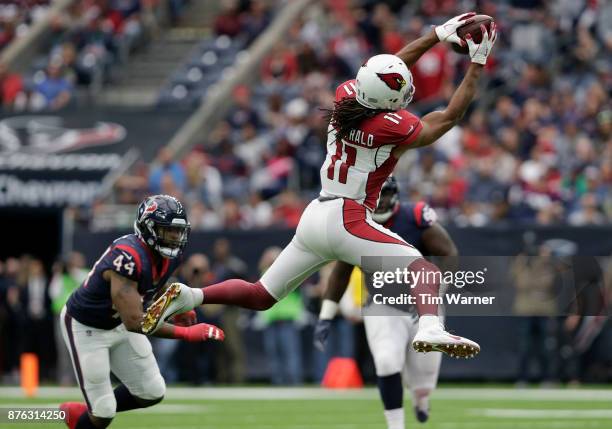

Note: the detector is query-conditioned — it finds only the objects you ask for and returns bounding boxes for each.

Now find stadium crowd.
[0,0,188,111]
[106,0,612,229]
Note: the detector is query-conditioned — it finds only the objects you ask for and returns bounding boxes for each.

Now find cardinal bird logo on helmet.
[376,72,406,91]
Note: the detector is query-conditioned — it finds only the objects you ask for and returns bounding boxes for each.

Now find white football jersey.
[320,80,423,210]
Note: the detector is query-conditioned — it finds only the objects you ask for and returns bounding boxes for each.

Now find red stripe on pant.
[342,199,439,316]
[342,199,409,246]
[64,313,92,411]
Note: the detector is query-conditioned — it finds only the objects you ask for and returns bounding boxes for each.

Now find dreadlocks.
[323,97,381,142]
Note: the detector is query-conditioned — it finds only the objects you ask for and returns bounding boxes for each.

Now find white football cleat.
[412,315,480,358]
[142,283,201,334]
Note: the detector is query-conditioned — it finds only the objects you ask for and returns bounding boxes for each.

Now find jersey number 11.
[327,140,357,184]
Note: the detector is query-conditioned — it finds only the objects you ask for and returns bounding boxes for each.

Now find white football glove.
[466,22,498,65]
[434,12,476,46]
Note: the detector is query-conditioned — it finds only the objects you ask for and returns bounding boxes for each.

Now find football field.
[2,386,612,429]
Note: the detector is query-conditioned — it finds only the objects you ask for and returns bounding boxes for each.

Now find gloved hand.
[466,22,498,65]
[171,310,197,327]
[434,12,476,46]
[313,319,332,352]
[173,323,225,342]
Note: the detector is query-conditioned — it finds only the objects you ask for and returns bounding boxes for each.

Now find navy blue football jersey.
[67,234,182,329]
[367,202,438,315]
[383,202,437,254]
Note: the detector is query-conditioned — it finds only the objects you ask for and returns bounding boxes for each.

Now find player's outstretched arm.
[422,224,458,257]
[110,271,147,332]
[314,262,355,351]
[109,271,224,341]
[395,12,475,68]
[422,223,459,274]
[411,23,497,149]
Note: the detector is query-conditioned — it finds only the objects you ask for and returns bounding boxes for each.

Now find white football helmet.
[355,54,415,111]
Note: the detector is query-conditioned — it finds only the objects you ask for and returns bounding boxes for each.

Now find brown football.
[450,14,494,55]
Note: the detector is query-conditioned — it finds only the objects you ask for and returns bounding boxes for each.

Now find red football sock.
[408,258,440,316]
[200,280,277,311]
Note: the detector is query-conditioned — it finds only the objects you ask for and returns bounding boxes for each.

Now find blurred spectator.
[214,0,243,38]
[18,257,54,381]
[261,42,298,83]
[0,62,23,110]
[173,253,221,384]
[114,159,149,204]
[411,43,452,106]
[569,193,606,226]
[227,85,261,129]
[0,258,22,383]
[211,239,247,383]
[241,0,271,45]
[49,252,88,386]
[184,151,223,210]
[260,246,304,385]
[30,60,74,110]
[511,245,557,385]
[149,147,187,195]
[273,190,305,228]
[241,192,273,229]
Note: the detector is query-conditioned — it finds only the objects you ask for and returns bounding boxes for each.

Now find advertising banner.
[0,110,187,207]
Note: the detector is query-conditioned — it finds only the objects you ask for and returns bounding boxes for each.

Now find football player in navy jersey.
[314,176,458,429]
[59,195,224,429]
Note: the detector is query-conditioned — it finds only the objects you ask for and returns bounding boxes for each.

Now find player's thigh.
[404,318,442,390]
[364,314,411,376]
[61,308,116,418]
[110,329,165,400]
[260,236,330,300]
[332,201,422,270]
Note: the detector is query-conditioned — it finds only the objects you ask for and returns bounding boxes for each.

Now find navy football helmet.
[372,175,400,224]
[134,194,191,258]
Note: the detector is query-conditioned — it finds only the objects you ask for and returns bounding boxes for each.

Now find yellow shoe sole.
[413,341,480,359]
[141,283,182,334]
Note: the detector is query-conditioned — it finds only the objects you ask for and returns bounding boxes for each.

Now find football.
[450,14,494,54]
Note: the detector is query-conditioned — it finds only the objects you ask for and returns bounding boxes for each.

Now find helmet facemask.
[147,220,190,259]
[402,79,415,107]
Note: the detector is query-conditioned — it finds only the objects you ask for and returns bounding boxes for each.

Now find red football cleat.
[59,402,87,429]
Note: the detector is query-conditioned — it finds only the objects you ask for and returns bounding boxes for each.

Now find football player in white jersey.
[314,176,457,428]
[143,13,497,358]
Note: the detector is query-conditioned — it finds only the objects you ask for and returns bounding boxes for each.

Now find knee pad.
[374,352,403,377]
[138,373,166,400]
[91,393,116,419]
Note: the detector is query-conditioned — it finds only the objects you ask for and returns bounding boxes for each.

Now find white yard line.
[439,422,607,429]
[469,408,612,419]
[1,386,612,402]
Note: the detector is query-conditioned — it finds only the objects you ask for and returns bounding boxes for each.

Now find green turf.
[2,387,612,429]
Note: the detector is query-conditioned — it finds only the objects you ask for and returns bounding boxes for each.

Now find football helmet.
[356,54,415,111]
[372,175,400,224]
[134,194,191,258]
